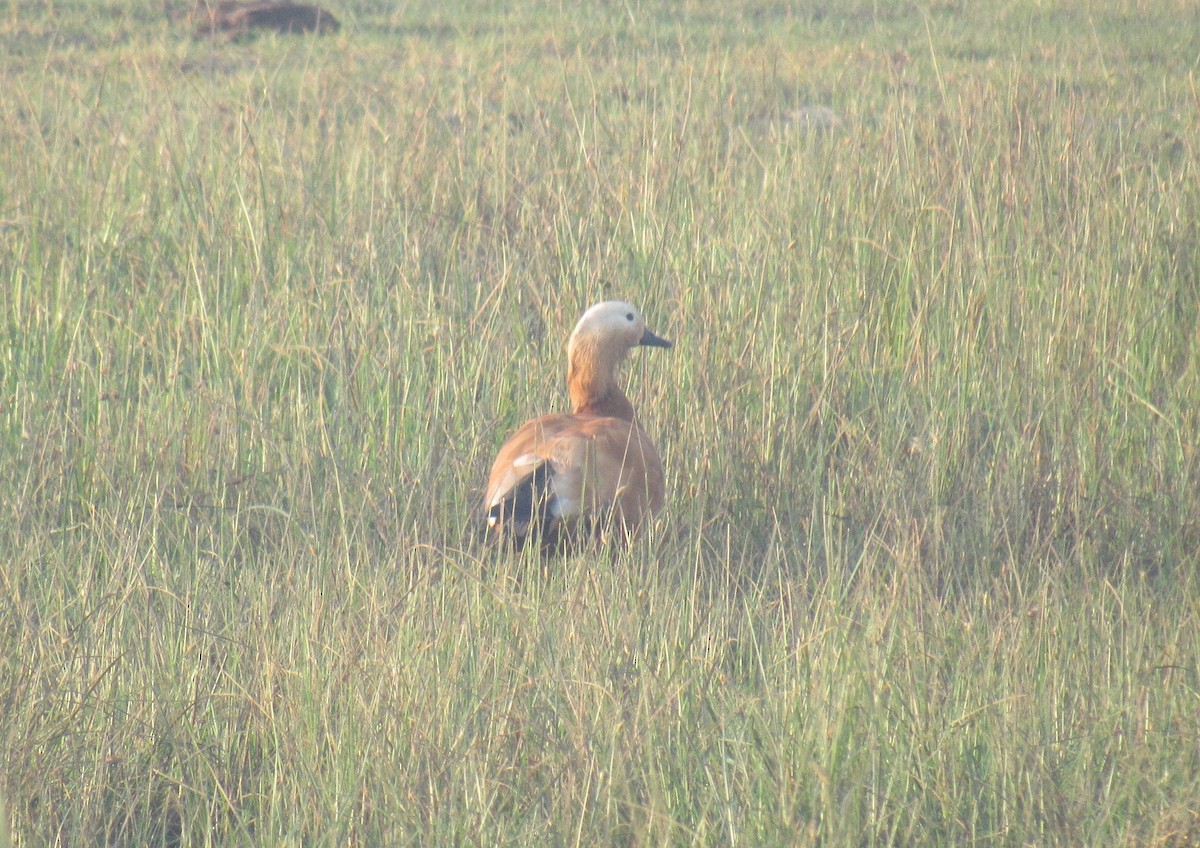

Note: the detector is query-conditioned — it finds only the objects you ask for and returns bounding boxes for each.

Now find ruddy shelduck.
[484,301,672,552]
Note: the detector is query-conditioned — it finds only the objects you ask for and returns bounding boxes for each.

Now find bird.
[483,301,672,553]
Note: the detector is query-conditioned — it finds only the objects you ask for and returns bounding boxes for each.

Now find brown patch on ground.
[192,1,340,39]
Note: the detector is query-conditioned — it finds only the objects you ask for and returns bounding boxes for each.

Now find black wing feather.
[485,460,558,550]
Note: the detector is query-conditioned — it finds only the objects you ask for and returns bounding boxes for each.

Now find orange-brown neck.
[567,340,635,421]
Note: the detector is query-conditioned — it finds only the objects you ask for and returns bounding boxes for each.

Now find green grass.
[2,0,1199,844]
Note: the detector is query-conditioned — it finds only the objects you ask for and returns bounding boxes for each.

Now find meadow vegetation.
[1,0,1198,844]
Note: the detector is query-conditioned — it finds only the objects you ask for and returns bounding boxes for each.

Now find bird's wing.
[484,413,664,535]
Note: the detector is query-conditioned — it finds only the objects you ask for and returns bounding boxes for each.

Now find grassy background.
[2,0,1199,844]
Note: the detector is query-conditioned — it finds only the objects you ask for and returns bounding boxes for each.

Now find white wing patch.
[512,453,543,472]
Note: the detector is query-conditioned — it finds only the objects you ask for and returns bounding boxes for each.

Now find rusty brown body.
[484,302,671,552]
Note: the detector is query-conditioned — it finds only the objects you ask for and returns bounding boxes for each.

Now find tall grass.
[1,0,1198,844]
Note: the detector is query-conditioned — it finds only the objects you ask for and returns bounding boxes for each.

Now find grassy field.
[2,0,1199,844]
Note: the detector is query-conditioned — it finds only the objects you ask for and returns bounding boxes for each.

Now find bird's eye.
[625,312,634,322]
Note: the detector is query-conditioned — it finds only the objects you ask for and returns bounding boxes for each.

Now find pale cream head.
[565,301,671,418]
[567,301,672,361]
